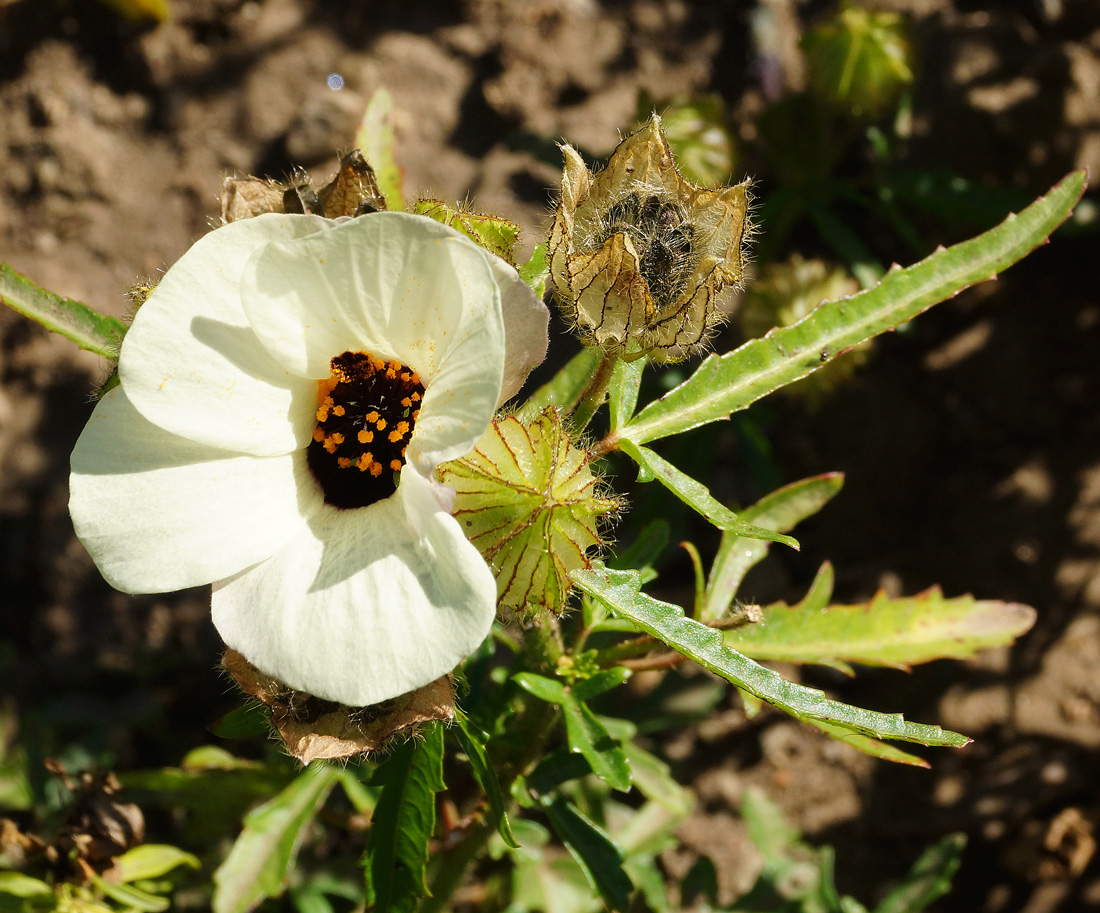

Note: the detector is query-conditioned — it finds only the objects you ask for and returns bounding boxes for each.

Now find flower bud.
[548,115,752,362]
[437,407,619,613]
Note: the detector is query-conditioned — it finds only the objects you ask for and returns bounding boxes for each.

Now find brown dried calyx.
[221,148,387,223]
[222,650,454,764]
[548,115,752,363]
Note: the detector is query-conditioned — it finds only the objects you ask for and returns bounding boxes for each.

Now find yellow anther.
[323,437,338,454]
[411,392,421,402]
[331,432,344,445]
[369,462,383,477]
[357,429,373,444]
[401,396,412,408]
[313,428,325,443]
[375,418,387,431]
[390,459,402,471]
[333,405,345,417]
[337,457,352,469]
[365,410,380,423]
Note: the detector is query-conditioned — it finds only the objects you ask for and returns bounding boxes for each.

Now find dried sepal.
[220,149,387,224]
[437,407,619,613]
[549,115,752,362]
[222,650,453,764]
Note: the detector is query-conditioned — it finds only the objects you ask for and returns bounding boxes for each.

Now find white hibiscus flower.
[69,211,548,707]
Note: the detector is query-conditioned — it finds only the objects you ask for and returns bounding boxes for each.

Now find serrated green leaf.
[520,347,604,420]
[727,585,1036,671]
[514,672,568,704]
[1,263,126,358]
[365,724,445,913]
[705,474,844,620]
[353,90,404,210]
[608,357,645,432]
[572,565,970,749]
[116,844,200,883]
[617,171,1086,446]
[212,765,338,913]
[453,709,518,848]
[562,695,632,792]
[873,833,966,913]
[623,442,799,549]
[542,797,633,912]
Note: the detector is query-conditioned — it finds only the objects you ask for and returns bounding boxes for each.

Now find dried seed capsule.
[548,115,752,362]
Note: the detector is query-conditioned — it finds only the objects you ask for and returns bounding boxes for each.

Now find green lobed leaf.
[622,441,799,549]
[542,797,633,912]
[572,565,970,749]
[1,263,126,358]
[115,844,200,883]
[561,695,632,792]
[365,724,446,913]
[212,764,339,913]
[617,171,1086,447]
[873,833,966,913]
[727,584,1037,671]
[520,347,604,420]
[453,709,519,848]
[353,89,404,210]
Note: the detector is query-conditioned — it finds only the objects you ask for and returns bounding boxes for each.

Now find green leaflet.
[514,672,633,792]
[705,473,844,620]
[727,576,1037,671]
[608,357,645,432]
[212,764,339,913]
[1,262,126,358]
[365,724,446,913]
[115,844,200,883]
[519,347,604,420]
[453,709,519,848]
[872,833,966,913]
[572,565,969,749]
[622,442,799,549]
[354,89,405,210]
[542,797,633,913]
[561,697,632,792]
[805,718,929,768]
[616,171,1086,446]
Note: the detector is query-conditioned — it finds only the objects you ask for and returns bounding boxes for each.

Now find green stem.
[568,351,617,432]
[421,622,563,912]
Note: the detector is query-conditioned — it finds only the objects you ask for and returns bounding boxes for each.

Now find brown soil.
[1,1,1098,911]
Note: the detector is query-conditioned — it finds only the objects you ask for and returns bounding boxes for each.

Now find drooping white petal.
[70,386,323,594]
[242,212,506,471]
[488,255,549,406]
[121,213,334,457]
[210,487,497,707]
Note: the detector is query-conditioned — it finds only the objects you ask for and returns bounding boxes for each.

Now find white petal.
[211,491,497,707]
[70,386,322,593]
[489,256,549,406]
[242,212,505,468]
[121,213,333,456]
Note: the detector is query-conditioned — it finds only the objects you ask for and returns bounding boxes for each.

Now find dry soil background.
[1,1,1099,912]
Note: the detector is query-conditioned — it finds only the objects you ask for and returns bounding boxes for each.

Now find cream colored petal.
[211,487,496,707]
[70,385,321,594]
[120,213,333,457]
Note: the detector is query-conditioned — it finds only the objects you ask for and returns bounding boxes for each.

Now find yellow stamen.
[357,429,374,444]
